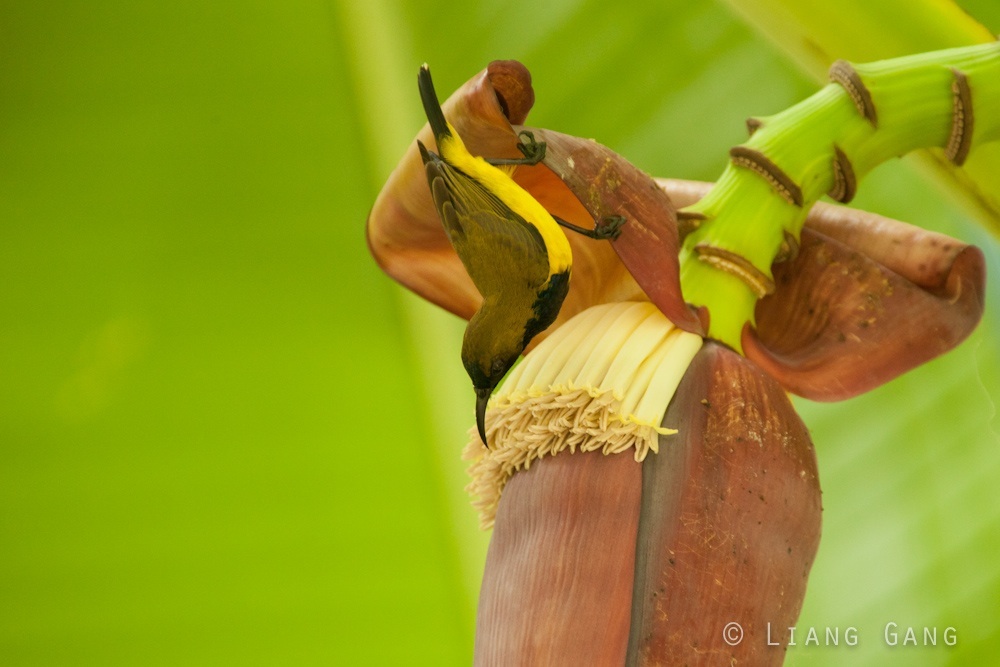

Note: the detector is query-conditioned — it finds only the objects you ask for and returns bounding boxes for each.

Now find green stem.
[680,41,1000,351]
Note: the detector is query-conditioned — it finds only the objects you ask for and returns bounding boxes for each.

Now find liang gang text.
[764,623,958,648]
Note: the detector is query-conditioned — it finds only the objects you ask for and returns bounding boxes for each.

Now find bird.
[416,63,621,448]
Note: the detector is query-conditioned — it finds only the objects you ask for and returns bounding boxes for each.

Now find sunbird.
[416,64,620,447]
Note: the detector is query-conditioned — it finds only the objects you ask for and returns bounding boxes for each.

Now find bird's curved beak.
[475,387,492,448]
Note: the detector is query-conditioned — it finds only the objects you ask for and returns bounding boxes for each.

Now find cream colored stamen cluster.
[463,301,703,528]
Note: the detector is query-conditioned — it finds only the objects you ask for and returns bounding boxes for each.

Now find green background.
[2,1,997,664]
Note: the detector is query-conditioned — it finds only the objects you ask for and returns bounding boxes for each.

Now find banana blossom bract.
[366,61,985,665]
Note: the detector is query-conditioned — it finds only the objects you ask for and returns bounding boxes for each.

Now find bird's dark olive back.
[420,148,550,295]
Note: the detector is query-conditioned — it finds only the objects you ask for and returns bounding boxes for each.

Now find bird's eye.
[491,358,506,375]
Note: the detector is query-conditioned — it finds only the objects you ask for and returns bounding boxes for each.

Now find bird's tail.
[418,64,452,144]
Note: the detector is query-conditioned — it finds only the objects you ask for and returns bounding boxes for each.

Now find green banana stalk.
[678,41,1000,349]
[721,0,1000,233]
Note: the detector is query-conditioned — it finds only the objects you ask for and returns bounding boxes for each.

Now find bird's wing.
[423,155,550,292]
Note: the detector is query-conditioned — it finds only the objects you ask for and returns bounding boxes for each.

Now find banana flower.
[366,61,985,665]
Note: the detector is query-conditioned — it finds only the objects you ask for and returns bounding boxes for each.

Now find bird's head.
[461,307,527,447]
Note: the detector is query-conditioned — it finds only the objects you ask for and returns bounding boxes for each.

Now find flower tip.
[948,244,986,314]
[484,60,535,124]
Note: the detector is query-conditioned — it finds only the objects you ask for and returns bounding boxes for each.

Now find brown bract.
[531,129,705,334]
[475,450,641,664]
[626,343,820,664]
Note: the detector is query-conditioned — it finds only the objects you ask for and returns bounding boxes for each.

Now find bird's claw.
[483,131,548,168]
[515,131,547,165]
[594,215,626,240]
[553,214,626,241]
